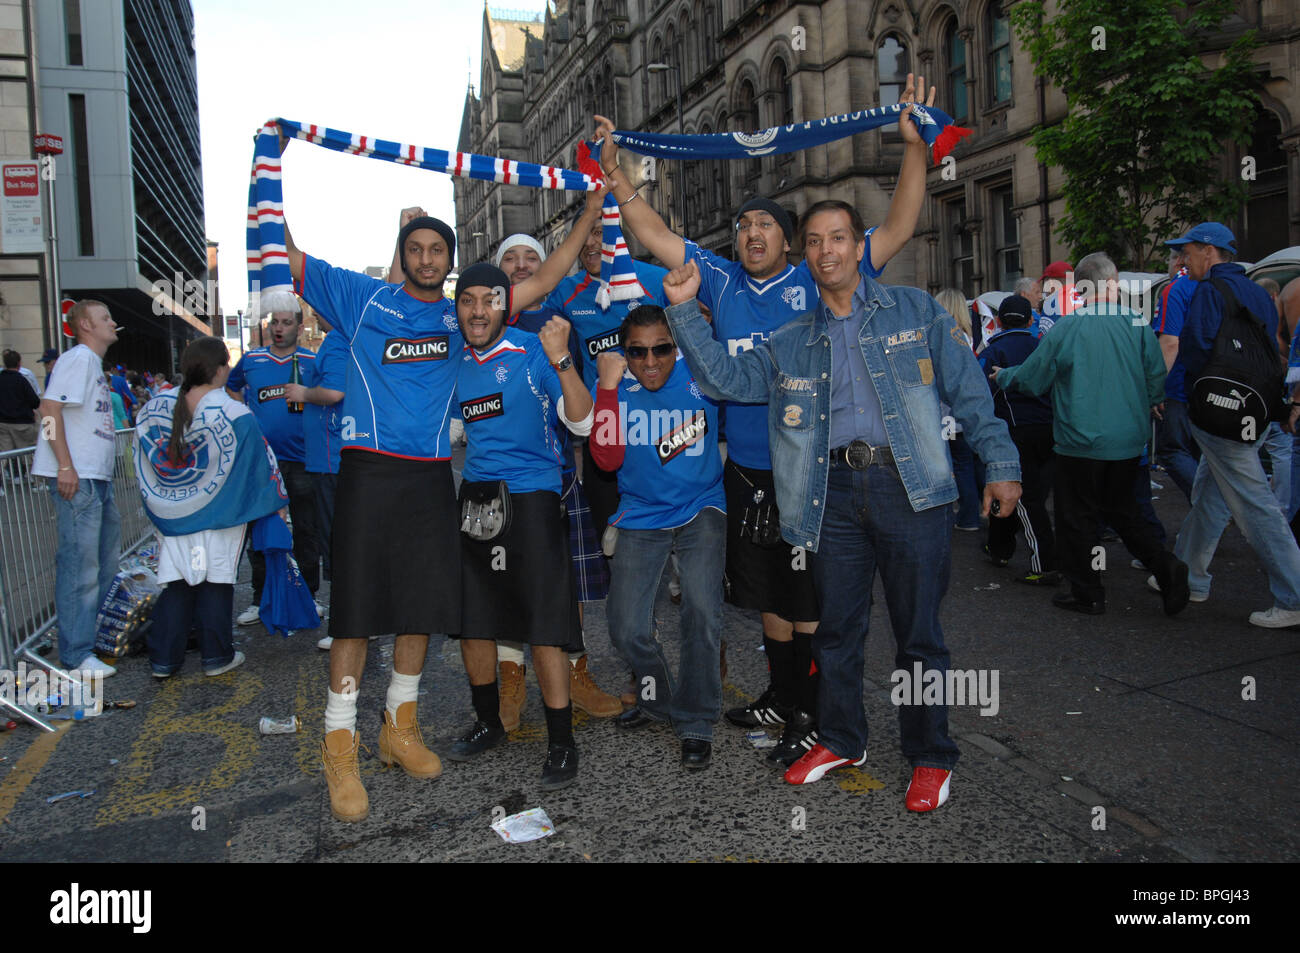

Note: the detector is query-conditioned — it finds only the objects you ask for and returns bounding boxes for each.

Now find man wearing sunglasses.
[592,74,934,767]
[590,307,725,770]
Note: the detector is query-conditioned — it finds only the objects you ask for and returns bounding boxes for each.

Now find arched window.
[945,19,967,123]
[702,1,718,66]
[735,82,760,182]
[987,4,1012,104]
[877,35,909,109]
[651,38,666,103]
[770,58,792,127]
[680,11,693,80]
[716,110,731,209]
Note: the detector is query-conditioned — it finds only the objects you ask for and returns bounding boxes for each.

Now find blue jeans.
[812,464,960,770]
[148,580,235,674]
[1262,422,1292,516]
[949,432,983,528]
[1174,423,1300,608]
[606,508,725,742]
[1157,399,1200,502]
[50,478,121,667]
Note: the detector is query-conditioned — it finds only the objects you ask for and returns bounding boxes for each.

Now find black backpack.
[1188,278,1285,442]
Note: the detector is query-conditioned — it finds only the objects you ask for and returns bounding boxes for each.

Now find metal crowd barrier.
[0,428,152,729]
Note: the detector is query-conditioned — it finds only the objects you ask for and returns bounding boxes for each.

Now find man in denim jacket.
[664,200,1022,812]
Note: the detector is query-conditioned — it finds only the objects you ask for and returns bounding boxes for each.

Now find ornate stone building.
[455,1,1299,296]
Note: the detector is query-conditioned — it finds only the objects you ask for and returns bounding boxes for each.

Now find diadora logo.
[585,331,621,359]
[461,393,504,422]
[728,331,769,355]
[383,336,448,363]
[256,384,286,403]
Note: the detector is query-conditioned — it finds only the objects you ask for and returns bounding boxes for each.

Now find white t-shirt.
[32,344,116,480]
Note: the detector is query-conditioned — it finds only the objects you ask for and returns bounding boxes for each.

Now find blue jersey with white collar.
[608,358,724,530]
[458,328,567,495]
[226,346,316,463]
[684,233,880,470]
[303,331,348,474]
[301,255,462,460]
[542,259,668,391]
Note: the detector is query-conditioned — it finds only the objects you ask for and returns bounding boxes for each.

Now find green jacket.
[996,304,1165,461]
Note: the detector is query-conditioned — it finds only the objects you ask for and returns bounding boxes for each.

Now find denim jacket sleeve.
[666,299,778,403]
[929,300,1021,485]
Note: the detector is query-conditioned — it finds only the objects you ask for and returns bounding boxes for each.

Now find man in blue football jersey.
[226,299,321,626]
[591,74,934,766]
[282,165,603,822]
[591,306,726,770]
[444,263,595,790]
[284,327,346,651]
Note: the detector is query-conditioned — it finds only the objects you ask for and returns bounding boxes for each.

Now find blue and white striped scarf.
[247,106,968,313]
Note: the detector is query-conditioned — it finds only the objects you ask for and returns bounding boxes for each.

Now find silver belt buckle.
[846,440,872,470]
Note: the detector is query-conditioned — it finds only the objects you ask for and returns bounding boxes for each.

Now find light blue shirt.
[827,278,887,448]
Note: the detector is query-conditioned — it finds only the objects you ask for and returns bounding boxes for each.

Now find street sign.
[1,163,42,253]
[61,297,75,338]
[33,134,64,155]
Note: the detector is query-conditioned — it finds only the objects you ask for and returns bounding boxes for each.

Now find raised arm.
[276,132,306,282]
[593,115,687,269]
[509,186,607,316]
[538,315,594,432]
[869,74,935,273]
[387,206,430,284]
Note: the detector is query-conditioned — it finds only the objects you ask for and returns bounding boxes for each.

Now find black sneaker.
[541,743,579,790]
[982,544,1010,568]
[447,719,505,761]
[766,709,819,767]
[724,687,791,729]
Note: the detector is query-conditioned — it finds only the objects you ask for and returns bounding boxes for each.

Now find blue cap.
[1165,222,1236,254]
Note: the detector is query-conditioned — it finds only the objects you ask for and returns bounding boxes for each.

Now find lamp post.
[647,62,686,231]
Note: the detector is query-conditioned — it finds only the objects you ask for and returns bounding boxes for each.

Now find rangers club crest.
[689,379,703,401]
[443,313,458,330]
[730,128,779,156]
[495,364,509,384]
[781,286,805,310]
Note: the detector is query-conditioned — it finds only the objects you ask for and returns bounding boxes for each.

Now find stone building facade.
[455,1,1299,296]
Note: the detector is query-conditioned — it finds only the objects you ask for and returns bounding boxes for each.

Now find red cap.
[1040,260,1072,282]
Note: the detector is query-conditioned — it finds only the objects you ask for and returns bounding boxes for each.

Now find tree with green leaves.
[1011,0,1260,270]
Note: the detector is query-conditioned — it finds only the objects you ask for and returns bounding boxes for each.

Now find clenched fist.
[399,206,427,227]
[662,259,702,306]
[597,351,628,390]
[538,315,573,363]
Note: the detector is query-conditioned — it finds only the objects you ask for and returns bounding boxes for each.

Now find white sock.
[386,671,421,721]
[324,688,358,735]
[498,642,526,665]
[568,651,584,666]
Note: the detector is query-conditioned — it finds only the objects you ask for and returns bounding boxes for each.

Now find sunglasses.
[625,343,676,360]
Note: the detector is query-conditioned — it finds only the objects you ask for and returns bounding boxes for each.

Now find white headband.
[494,234,547,267]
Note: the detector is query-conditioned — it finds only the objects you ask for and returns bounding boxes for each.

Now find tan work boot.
[378,701,443,779]
[570,655,623,717]
[499,661,526,732]
[321,729,369,823]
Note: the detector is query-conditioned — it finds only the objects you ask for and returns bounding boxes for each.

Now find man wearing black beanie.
[592,74,936,769]
[280,169,601,821]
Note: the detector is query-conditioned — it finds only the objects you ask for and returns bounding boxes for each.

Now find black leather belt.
[829,441,894,470]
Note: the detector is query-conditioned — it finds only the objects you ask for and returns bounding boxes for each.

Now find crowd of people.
[16,73,1300,824]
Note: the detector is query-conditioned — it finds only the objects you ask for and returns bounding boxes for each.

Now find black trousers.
[580,438,621,543]
[249,459,319,600]
[1054,454,1176,604]
[987,423,1056,572]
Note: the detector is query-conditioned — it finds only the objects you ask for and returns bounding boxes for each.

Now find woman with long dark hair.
[135,336,288,677]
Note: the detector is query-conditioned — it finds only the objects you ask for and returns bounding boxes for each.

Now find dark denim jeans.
[811,464,960,770]
[1157,399,1200,503]
[606,507,725,742]
[148,580,236,674]
[49,478,120,667]
[949,432,983,529]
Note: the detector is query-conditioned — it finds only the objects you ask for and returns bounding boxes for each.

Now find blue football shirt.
[225,346,316,463]
[303,330,348,475]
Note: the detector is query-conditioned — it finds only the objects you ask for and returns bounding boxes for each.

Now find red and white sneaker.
[905,767,952,812]
[783,743,867,785]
